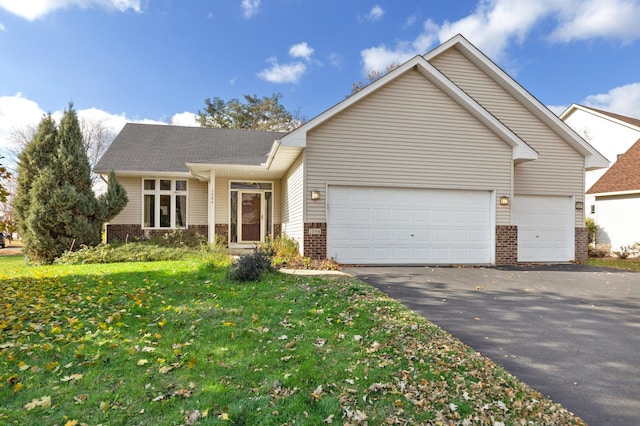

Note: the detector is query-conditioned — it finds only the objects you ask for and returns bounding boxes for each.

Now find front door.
[240,192,262,243]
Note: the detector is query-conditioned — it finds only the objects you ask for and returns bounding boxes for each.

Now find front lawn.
[0,255,584,425]
[587,257,640,271]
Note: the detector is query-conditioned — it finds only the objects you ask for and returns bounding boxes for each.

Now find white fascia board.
[592,189,640,197]
[425,34,607,169]
[264,140,281,168]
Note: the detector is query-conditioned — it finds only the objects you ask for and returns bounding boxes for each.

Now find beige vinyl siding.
[281,155,304,251]
[109,176,140,224]
[306,68,512,224]
[430,48,585,226]
[188,180,208,225]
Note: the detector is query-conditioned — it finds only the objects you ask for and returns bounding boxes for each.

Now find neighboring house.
[560,104,640,219]
[95,34,607,265]
[585,139,640,249]
[560,105,640,249]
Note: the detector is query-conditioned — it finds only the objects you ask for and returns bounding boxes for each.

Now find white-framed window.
[142,178,188,228]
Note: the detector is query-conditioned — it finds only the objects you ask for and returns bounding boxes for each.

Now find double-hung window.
[143,179,187,228]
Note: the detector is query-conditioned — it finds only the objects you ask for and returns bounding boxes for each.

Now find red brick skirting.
[575,227,588,261]
[303,222,326,259]
[496,225,518,265]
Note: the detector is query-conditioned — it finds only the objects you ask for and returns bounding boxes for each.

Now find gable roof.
[587,138,640,195]
[280,49,539,163]
[560,104,640,131]
[423,35,608,171]
[94,123,286,175]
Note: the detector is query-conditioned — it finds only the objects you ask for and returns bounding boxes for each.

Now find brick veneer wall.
[575,227,588,261]
[303,222,326,259]
[496,225,518,265]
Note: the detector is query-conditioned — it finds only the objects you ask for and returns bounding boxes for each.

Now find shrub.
[259,234,301,268]
[227,249,275,281]
[585,217,597,245]
[55,242,193,264]
[611,245,639,260]
[150,228,207,248]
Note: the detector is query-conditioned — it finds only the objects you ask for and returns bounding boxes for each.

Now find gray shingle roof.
[94,123,287,173]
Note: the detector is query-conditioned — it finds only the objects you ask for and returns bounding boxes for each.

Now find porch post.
[208,170,216,244]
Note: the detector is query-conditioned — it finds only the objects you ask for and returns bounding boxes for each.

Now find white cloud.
[360,0,640,73]
[258,42,316,84]
[241,0,260,19]
[0,22,5,32]
[584,82,640,118]
[0,93,182,157]
[0,0,142,21]
[550,0,640,43]
[257,58,307,84]
[170,112,199,126]
[0,93,44,150]
[289,42,314,61]
[362,5,385,22]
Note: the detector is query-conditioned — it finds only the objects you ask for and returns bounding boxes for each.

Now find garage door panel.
[513,196,574,262]
[327,186,492,264]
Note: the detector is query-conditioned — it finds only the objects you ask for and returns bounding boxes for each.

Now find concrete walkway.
[343,264,640,425]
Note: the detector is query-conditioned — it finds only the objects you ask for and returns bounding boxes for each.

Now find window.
[143,178,188,228]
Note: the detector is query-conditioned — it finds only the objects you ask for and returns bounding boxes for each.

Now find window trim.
[141,178,188,229]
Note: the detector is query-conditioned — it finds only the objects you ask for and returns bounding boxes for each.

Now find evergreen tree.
[14,104,127,263]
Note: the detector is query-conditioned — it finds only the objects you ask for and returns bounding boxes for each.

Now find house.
[94,34,607,265]
[560,104,640,226]
[585,138,640,249]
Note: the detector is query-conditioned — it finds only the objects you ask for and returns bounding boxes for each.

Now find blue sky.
[1,0,640,153]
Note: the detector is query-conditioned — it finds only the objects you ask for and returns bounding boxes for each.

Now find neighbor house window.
[143,178,187,228]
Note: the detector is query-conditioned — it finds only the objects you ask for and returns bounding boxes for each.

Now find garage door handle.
[410,234,414,237]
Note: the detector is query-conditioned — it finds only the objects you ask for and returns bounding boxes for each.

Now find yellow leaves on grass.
[24,396,51,410]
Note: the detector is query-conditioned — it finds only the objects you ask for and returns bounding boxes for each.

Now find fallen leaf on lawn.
[313,338,327,347]
[159,366,172,374]
[354,335,362,341]
[311,385,323,400]
[219,412,231,421]
[185,410,201,424]
[324,414,334,423]
[23,396,52,410]
[137,359,149,366]
[13,382,23,393]
[187,358,197,368]
[64,420,78,426]
[141,346,156,352]
[100,401,109,411]
[278,335,288,340]
[61,373,83,382]
[74,394,89,404]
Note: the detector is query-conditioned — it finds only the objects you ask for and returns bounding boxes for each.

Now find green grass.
[0,254,585,425]
[587,257,640,271]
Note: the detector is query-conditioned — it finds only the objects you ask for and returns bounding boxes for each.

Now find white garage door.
[327,186,493,264]
[512,195,574,262]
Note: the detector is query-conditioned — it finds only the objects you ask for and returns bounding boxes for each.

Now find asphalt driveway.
[343,264,640,425]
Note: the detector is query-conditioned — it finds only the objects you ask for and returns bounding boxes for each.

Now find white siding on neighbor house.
[109,176,140,224]
[429,48,585,227]
[306,68,513,224]
[562,108,640,222]
[188,180,208,225]
[281,155,304,253]
[594,194,640,249]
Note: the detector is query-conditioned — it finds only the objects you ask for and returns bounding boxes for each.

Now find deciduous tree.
[197,93,300,131]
